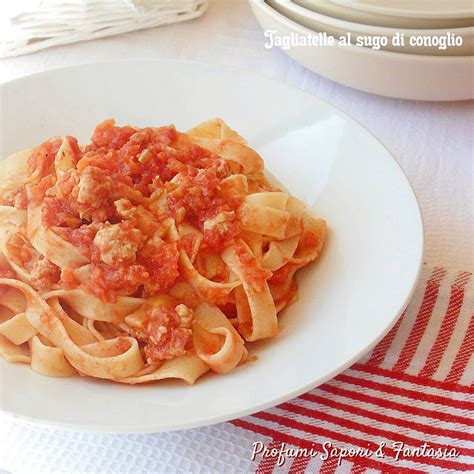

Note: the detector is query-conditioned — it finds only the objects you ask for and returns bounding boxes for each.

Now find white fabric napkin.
[0,0,208,58]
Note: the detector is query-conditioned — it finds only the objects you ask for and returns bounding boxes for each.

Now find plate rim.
[331,0,473,19]
[0,58,424,433]
[270,0,474,35]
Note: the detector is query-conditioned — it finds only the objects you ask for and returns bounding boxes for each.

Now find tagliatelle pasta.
[0,118,326,384]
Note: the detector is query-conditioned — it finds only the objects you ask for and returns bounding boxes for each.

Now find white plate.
[271,0,474,56]
[333,0,474,20]
[0,59,423,433]
[251,1,473,100]
[295,0,474,28]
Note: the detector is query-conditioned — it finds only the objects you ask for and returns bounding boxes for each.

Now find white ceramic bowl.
[0,59,423,432]
[250,0,473,100]
[270,0,473,56]
[295,0,474,29]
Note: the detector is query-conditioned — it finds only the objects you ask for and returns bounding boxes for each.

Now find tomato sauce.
[234,241,271,292]
[142,305,191,362]
[83,263,149,302]
[56,225,99,259]
[179,233,197,259]
[138,242,179,292]
[268,263,296,286]
[29,120,247,302]
[31,175,55,205]
[299,230,318,251]
[59,267,78,290]
[42,197,81,228]
[28,138,62,177]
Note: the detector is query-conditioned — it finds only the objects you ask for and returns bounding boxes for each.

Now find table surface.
[0,1,472,472]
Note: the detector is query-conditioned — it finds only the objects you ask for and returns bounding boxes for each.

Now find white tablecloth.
[0,1,472,472]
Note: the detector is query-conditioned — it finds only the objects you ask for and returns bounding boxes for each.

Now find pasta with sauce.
[0,118,326,384]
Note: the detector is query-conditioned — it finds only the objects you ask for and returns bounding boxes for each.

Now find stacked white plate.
[249,0,474,100]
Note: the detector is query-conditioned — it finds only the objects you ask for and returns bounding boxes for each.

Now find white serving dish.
[250,0,473,100]
[270,0,473,56]
[333,0,473,20]
[0,58,423,432]
[294,0,474,29]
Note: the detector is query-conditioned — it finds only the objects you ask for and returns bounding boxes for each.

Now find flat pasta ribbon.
[0,278,144,379]
[193,302,247,373]
[117,355,209,385]
[43,289,144,323]
[27,204,89,268]
[222,241,278,341]
[178,248,241,305]
[0,118,327,386]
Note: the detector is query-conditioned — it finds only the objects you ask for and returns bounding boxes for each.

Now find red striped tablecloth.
[233,264,473,473]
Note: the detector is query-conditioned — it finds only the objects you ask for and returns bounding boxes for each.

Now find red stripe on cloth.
[445,309,474,384]
[419,272,472,379]
[318,384,474,427]
[256,439,282,474]
[367,313,404,366]
[288,454,312,473]
[231,419,424,474]
[393,267,447,372]
[351,363,474,395]
[279,402,474,458]
[319,456,339,473]
[253,411,473,471]
[350,464,368,474]
[333,373,474,410]
[299,393,474,442]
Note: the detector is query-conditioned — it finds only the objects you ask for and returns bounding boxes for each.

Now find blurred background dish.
[294,0,473,28]
[249,0,473,100]
[332,0,473,20]
[269,0,473,56]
